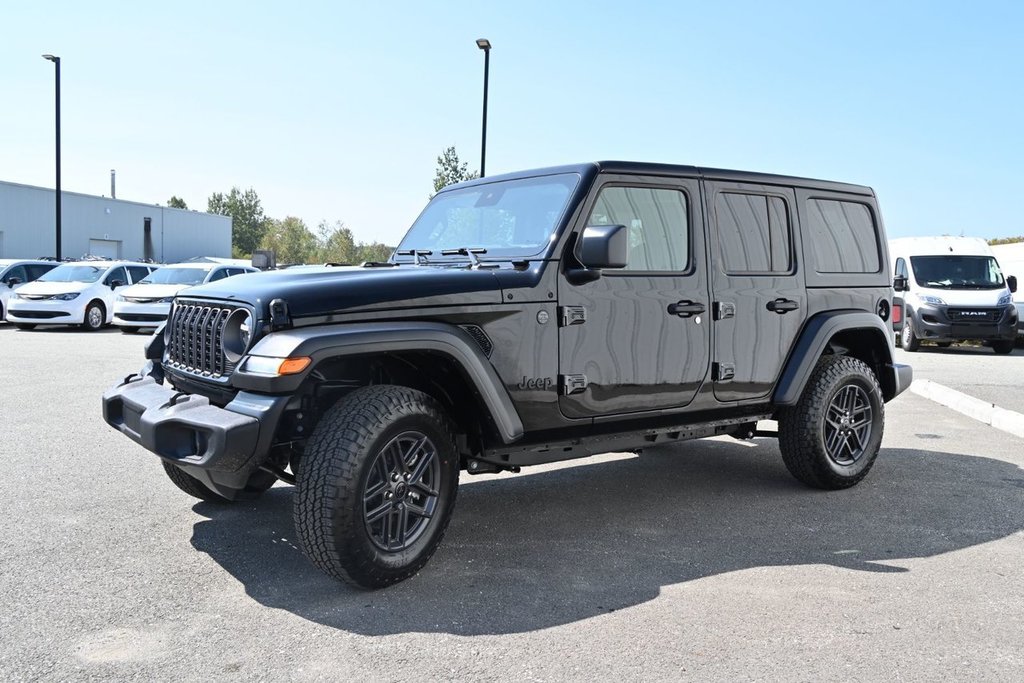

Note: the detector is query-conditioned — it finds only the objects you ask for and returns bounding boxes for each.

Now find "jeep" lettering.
[517,376,554,391]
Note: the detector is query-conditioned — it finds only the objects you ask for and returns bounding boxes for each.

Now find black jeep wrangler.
[103,162,912,589]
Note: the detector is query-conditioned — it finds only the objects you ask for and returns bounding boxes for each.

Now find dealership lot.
[2,326,1023,681]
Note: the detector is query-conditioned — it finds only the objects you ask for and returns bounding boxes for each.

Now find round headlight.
[222,309,254,362]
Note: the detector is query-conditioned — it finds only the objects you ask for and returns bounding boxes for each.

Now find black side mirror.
[6,277,21,288]
[1008,275,1018,294]
[110,279,125,289]
[893,275,908,292]
[578,224,628,270]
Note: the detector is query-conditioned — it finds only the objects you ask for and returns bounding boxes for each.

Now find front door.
[706,182,806,402]
[558,175,710,419]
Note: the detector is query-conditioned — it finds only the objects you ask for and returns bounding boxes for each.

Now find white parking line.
[910,378,1024,439]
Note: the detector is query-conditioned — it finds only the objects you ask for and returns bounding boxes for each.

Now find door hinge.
[712,362,735,382]
[560,374,589,395]
[559,305,587,327]
[714,301,735,321]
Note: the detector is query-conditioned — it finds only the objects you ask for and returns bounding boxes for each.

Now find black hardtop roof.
[447,161,874,196]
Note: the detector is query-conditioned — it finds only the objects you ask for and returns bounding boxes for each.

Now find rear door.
[557,175,710,418]
[707,182,806,402]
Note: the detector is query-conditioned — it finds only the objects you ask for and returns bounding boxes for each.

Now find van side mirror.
[110,279,125,289]
[1008,275,1018,294]
[893,275,908,292]
[6,277,21,288]
[578,224,628,270]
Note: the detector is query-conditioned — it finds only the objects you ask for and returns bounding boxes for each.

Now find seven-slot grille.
[166,301,238,378]
[947,308,1002,323]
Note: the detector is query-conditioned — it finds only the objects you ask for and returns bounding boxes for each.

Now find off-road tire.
[14,323,36,330]
[992,339,1015,355]
[161,460,275,503]
[293,385,460,589]
[900,318,919,351]
[82,301,105,331]
[778,355,885,490]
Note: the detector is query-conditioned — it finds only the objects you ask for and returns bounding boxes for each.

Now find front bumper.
[6,297,86,324]
[102,372,289,493]
[910,304,1017,342]
[113,300,170,327]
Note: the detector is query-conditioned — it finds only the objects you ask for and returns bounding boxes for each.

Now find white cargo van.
[991,242,1024,341]
[890,236,1017,354]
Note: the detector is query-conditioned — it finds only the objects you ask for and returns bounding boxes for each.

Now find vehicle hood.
[119,283,187,301]
[913,286,1011,307]
[14,280,93,297]
[181,265,507,318]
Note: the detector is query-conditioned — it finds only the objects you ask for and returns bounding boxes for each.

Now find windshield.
[910,255,1006,289]
[395,173,580,261]
[37,264,104,283]
[139,267,211,285]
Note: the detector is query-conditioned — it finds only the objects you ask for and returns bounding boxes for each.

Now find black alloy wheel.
[822,384,873,466]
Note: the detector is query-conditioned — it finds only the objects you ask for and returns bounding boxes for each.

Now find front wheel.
[992,339,1015,355]
[293,385,460,589]
[82,301,105,331]
[778,355,885,490]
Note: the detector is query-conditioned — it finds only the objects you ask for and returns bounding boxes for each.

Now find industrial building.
[0,179,231,262]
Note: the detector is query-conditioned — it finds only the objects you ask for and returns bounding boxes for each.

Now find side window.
[26,264,54,281]
[208,268,228,282]
[807,199,880,273]
[587,186,689,272]
[127,266,150,283]
[716,193,792,273]
[3,265,28,284]
[104,266,128,286]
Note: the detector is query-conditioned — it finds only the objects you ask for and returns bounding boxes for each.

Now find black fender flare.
[232,321,525,444]
[774,310,897,405]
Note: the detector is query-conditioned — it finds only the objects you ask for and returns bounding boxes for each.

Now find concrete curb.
[910,379,1024,440]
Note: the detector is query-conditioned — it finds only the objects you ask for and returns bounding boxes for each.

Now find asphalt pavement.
[1,324,1023,681]
[894,342,1024,415]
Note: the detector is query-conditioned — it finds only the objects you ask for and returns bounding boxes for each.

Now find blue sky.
[2,1,1022,246]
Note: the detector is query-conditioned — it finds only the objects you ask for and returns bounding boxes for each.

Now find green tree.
[357,242,395,263]
[167,195,188,209]
[432,146,479,197]
[259,216,318,265]
[316,220,358,263]
[989,236,1024,246]
[208,187,268,256]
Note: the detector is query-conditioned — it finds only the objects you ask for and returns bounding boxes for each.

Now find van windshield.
[37,264,104,283]
[139,267,211,285]
[910,255,1005,289]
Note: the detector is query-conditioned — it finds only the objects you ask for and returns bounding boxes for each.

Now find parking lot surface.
[2,325,1023,681]
[894,343,1024,415]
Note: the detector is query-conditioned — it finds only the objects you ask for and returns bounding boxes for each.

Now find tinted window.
[105,266,128,286]
[587,186,689,272]
[717,193,791,273]
[807,199,880,273]
[25,264,56,280]
[127,266,151,284]
[208,268,229,281]
[3,265,27,284]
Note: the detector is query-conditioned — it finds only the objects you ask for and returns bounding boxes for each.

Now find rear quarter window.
[806,199,880,273]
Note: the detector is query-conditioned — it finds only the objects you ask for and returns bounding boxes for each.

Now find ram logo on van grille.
[948,308,1001,322]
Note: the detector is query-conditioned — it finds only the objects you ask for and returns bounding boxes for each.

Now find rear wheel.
[294,385,460,589]
[82,301,105,331]
[992,339,1015,355]
[900,318,920,351]
[778,355,885,490]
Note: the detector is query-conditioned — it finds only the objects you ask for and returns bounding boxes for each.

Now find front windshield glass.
[910,255,1005,289]
[37,264,104,283]
[395,173,580,261]
[139,267,211,285]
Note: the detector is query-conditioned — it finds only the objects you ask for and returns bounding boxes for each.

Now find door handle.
[668,301,706,318]
[766,298,799,314]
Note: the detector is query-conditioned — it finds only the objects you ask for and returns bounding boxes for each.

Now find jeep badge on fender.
[102,161,912,589]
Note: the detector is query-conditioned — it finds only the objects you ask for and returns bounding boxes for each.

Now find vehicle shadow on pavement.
[189,439,1024,636]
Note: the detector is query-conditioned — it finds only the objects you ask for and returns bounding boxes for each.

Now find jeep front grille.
[165,301,237,378]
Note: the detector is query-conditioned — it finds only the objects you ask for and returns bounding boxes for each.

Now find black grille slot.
[460,324,493,357]
[166,301,238,378]
[948,308,1002,323]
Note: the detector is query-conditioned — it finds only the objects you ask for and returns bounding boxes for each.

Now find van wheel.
[778,355,885,490]
[82,301,105,331]
[900,319,920,351]
[293,385,460,589]
[992,339,1015,355]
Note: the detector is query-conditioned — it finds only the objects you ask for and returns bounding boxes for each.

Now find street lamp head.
[42,54,60,62]
[476,38,491,51]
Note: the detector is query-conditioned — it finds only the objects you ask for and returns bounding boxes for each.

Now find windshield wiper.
[440,247,488,268]
[395,249,433,265]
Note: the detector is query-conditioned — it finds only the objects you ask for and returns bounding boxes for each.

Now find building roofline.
[0,178,228,219]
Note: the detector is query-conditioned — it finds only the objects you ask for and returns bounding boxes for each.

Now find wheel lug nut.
[404,474,411,481]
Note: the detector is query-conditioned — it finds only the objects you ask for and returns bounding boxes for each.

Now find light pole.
[476,38,491,178]
[42,54,62,260]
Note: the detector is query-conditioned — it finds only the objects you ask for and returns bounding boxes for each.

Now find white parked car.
[1,259,60,321]
[113,262,256,333]
[6,260,156,331]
